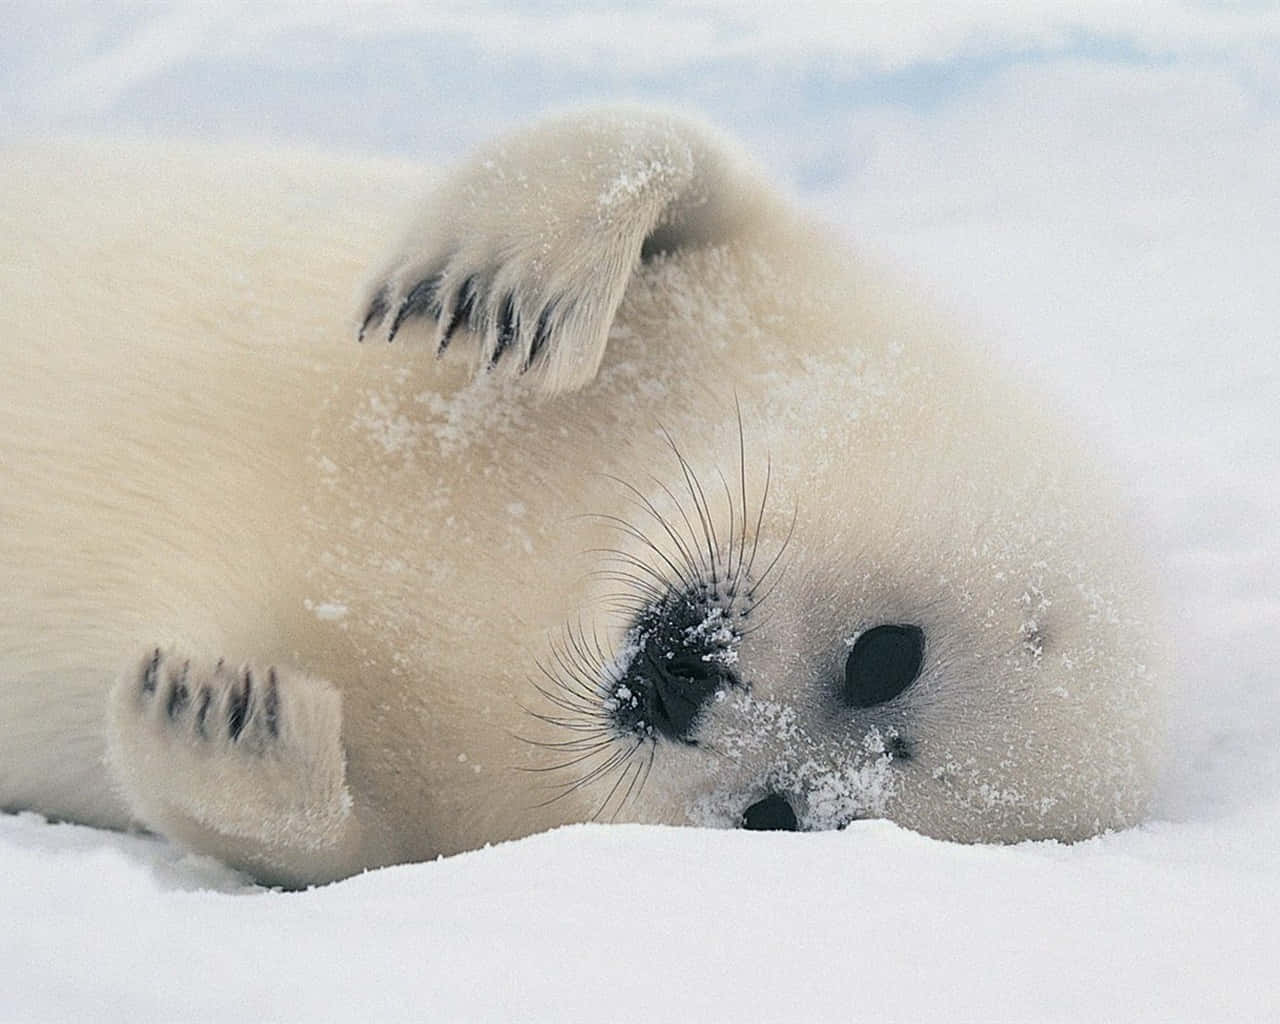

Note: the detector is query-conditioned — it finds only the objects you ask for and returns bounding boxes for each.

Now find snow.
[303,600,349,623]
[4,3,1280,1021]
[4,813,1277,1022]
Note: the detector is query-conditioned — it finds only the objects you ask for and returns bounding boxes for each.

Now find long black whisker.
[559,746,636,796]
[661,427,721,586]
[609,758,649,823]
[743,454,772,584]
[735,397,751,595]
[528,748,626,808]
[594,750,643,822]
[519,745,618,773]
[644,472,712,585]
[519,733,618,753]
[603,474,706,594]
[525,677,601,720]
[748,501,796,600]
[715,464,737,588]
[747,560,790,612]
[590,549,685,593]
[589,572,666,602]
[583,517,697,593]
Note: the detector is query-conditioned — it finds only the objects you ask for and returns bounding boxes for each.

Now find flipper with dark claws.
[106,649,362,887]
[354,107,773,393]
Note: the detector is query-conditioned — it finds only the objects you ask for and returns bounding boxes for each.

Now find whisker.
[661,427,721,586]
[591,550,684,595]
[646,472,713,585]
[611,760,644,822]
[748,499,796,601]
[537,655,599,711]
[734,397,751,595]
[743,454,772,584]
[558,746,636,798]
[583,517,697,593]
[747,560,790,612]
[523,408,799,828]
[518,745,618,774]
[511,716,616,749]
[603,473,706,593]
[715,464,737,588]
[589,572,666,602]
[594,749,643,822]
[527,752,624,809]
[636,741,656,806]
[520,734,618,754]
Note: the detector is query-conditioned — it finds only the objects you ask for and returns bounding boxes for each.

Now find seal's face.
[603,582,928,835]
[588,548,937,835]
[533,425,1161,844]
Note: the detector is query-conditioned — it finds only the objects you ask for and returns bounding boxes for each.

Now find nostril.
[741,792,798,831]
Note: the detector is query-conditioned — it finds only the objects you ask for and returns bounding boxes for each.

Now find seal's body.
[0,110,1165,885]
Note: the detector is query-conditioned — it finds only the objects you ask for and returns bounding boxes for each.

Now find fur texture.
[0,109,1167,886]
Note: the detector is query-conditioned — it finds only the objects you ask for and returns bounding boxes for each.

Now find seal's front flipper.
[107,649,364,887]
[356,107,774,394]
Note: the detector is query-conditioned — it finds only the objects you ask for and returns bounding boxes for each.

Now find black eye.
[842,624,925,708]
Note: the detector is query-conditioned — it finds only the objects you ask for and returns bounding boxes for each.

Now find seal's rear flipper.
[355,107,774,393]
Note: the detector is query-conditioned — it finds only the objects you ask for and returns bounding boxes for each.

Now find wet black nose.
[741,792,798,831]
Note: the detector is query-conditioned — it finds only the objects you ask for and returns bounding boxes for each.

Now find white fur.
[0,109,1167,886]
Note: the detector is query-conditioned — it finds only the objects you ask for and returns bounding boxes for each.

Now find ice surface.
[4,3,1279,1021]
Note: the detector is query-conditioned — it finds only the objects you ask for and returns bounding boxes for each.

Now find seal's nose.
[741,792,798,831]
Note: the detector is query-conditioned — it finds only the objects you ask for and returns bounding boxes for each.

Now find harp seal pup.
[0,108,1166,886]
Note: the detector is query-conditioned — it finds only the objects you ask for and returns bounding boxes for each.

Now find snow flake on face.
[794,725,900,827]
[597,157,676,210]
[605,681,641,715]
[303,598,349,622]
[974,782,1024,809]
[720,694,801,755]
[1018,573,1053,664]
[412,376,529,457]
[353,391,425,455]
[800,747,897,830]
[601,636,648,719]
[691,697,901,830]
[685,605,740,667]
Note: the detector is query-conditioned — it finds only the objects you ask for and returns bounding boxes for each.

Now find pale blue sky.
[4,2,1277,175]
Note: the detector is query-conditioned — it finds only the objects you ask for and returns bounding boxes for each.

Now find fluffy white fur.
[0,109,1167,886]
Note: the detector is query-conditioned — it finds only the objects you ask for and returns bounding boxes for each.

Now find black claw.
[264,668,280,738]
[142,649,161,695]
[387,275,441,343]
[194,686,212,738]
[439,275,478,354]
[166,678,189,720]
[458,277,479,329]
[527,302,557,369]
[492,293,517,367]
[228,670,251,740]
[358,285,390,342]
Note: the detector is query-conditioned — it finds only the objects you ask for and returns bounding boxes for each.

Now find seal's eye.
[842,624,925,708]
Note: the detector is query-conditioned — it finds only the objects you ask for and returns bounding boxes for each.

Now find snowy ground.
[4,4,1279,1021]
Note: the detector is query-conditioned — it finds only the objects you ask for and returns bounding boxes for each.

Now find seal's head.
[533,408,1165,844]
